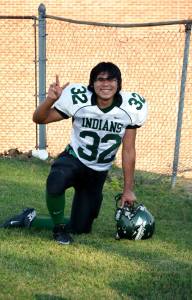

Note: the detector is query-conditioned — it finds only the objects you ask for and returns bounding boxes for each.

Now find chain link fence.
[45,16,192,180]
[0,16,37,153]
[0,7,191,183]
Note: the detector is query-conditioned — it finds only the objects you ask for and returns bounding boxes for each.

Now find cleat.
[23,209,36,227]
[0,208,36,228]
[53,224,73,245]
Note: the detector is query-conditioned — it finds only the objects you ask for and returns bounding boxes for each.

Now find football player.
[1,62,147,245]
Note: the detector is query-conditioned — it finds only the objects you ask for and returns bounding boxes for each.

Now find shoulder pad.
[54,83,92,117]
[120,91,148,126]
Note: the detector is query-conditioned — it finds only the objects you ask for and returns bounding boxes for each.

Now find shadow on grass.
[1,230,191,300]
[109,263,192,299]
[35,295,66,300]
[75,236,192,299]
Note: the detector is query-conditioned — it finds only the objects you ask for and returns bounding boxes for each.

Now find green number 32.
[71,86,88,104]
[128,93,145,110]
[78,131,121,163]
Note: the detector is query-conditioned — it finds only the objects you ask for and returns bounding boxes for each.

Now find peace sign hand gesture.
[47,75,69,102]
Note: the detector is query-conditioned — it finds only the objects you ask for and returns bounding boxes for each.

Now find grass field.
[0,157,191,300]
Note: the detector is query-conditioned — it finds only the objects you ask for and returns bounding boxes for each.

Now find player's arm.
[121,128,137,206]
[33,75,69,124]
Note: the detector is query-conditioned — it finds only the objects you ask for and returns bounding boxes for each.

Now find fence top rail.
[46,15,192,28]
[0,16,37,20]
[0,14,191,28]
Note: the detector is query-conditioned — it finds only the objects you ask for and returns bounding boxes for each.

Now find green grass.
[0,157,192,300]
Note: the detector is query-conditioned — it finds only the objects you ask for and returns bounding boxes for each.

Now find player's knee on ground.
[70,210,94,234]
[72,220,93,234]
[46,170,65,196]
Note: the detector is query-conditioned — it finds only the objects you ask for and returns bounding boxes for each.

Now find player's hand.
[120,190,136,207]
[47,75,69,102]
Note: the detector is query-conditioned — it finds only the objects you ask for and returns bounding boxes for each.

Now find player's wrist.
[122,188,135,196]
[46,95,58,103]
[123,183,134,192]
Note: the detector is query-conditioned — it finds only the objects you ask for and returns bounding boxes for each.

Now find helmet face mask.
[115,203,155,240]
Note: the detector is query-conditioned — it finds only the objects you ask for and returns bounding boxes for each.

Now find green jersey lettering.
[128,93,145,110]
[71,86,88,104]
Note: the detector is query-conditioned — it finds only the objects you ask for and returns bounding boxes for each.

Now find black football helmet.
[115,194,155,240]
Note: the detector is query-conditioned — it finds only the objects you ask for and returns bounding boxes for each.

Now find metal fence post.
[171,24,191,188]
[38,3,46,150]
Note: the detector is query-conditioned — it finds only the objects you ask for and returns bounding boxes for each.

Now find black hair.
[88,62,122,94]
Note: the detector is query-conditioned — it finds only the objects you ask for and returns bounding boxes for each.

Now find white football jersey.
[54,83,148,171]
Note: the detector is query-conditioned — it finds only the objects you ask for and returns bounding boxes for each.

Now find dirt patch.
[0,148,54,164]
[0,148,32,159]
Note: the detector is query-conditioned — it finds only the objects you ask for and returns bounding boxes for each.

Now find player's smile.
[93,72,118,107]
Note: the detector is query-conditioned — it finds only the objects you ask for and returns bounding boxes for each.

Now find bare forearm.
[122,148,136,193]
[33,97,56,124]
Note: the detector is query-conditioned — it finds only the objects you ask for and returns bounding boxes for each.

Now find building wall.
[0,1,191,177]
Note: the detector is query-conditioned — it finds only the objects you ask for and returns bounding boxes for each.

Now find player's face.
[93,72,118,103]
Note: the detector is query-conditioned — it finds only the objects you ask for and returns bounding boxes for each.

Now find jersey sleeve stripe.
[126,125,141,129]
[118,107,133,125]
[54,107,70,119]
[73,105,94,117]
